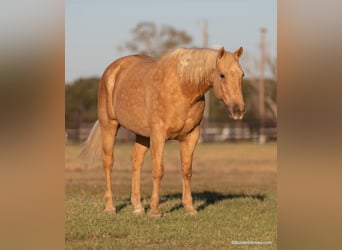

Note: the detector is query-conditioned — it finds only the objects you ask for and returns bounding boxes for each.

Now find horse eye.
[219,73,225,79]
[242,73,245,77]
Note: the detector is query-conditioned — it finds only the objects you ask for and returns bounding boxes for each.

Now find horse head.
[212,47,245,120]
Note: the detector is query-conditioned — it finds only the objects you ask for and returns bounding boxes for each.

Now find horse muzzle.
[229,104,245,120]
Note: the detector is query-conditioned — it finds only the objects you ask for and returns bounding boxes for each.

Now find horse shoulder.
[185,97,205,127]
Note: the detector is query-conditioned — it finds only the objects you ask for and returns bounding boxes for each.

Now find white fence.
[66,120,277,143]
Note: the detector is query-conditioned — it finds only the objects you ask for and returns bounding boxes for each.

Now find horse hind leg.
[100,120,119,213]
[131,135,150,215]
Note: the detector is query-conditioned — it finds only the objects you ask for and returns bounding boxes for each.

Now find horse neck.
[181,49,218,97]
[180,78,213,106]
[197,79,213,96]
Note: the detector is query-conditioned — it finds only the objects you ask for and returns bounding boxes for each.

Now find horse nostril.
[233,104,239,114]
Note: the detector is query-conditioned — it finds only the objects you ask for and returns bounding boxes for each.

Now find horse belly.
[117,112,150,137]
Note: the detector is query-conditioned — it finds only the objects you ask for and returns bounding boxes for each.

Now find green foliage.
[65,77,99,128]
[65,77,277,130]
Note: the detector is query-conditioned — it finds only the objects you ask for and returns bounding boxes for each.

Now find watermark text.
[231,240,272,245]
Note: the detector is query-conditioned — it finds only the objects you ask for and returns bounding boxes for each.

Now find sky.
[65,0,276,83]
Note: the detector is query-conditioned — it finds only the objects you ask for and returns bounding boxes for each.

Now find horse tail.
[79,120,102,165]
[105,76,115,120]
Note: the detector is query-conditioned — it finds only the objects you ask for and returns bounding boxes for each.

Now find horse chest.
[167,99,205,139]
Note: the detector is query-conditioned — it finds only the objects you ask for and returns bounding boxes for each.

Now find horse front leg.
[149,132,166,217]
[131,135,150,215]
[180,125,200,215]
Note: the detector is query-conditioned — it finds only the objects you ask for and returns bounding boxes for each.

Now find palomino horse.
[81,47,245,217]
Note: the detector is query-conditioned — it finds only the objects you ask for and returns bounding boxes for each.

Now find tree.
[65,77,99,130]
[118,22,193,57]
[243,56,277,120]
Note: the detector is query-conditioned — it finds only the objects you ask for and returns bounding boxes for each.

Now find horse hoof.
[149,211,162,218]
[185,208,198,216]
[104,207,116,214]
[133,207,145,215]
[187,210,198,216]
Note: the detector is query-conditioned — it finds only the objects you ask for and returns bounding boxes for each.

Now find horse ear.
[234,46,243,59]
[217,47,225,59]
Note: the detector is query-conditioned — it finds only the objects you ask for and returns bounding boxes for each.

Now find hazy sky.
[66,0,276,83]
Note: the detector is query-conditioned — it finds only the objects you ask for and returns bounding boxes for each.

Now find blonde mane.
[162,48,233,87]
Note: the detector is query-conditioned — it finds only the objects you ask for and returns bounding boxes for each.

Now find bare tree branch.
[119,22,193,57]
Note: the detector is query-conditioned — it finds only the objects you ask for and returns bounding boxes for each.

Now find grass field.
[65,141,277,249]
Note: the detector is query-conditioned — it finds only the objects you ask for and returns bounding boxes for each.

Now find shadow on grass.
[161,191,266,213]
[114,191,266,213]
[194,191,265,211]
[115,197,131,212]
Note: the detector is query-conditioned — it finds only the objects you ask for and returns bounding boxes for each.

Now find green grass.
[66,142,277,249]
